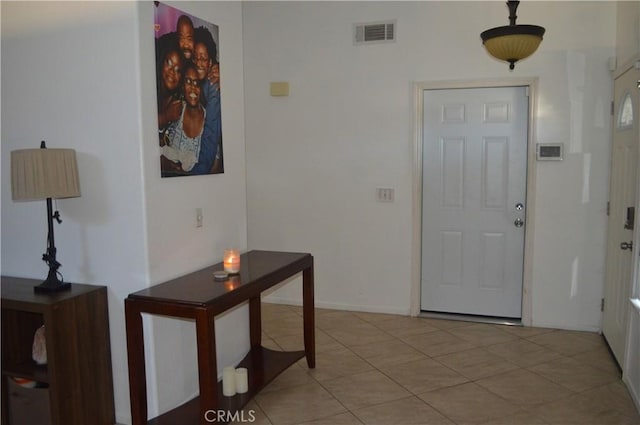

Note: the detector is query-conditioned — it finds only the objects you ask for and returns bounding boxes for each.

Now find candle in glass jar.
[223,249,240,274]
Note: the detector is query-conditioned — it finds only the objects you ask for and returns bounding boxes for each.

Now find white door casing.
[421,86,529,318]
[603,60,640,366]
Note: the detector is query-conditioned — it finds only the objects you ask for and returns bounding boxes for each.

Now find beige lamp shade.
[11,147,81,201]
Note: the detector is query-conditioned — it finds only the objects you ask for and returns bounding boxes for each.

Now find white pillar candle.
[235,368,248,394]
[222,366,236,397]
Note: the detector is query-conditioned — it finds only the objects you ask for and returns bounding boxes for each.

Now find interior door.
[421,86,528,318]
[603,62,640,366]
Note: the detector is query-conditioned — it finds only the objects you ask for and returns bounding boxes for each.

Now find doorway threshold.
[419,311,522,327]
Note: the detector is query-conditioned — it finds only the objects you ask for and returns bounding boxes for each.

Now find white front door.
[421,86,528,318]
[603,62,640,366]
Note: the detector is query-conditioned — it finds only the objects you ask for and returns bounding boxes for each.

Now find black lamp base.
[34,274,71,293]
[35,196,72,294]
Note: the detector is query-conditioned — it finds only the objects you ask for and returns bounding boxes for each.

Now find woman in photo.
[161,62,205,175]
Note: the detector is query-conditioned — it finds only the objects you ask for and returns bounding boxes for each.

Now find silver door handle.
[514,218,524,228]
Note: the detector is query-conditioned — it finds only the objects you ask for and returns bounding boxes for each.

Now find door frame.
[411,78,539,326]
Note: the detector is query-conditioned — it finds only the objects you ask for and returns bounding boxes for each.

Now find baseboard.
[529,320,601,333]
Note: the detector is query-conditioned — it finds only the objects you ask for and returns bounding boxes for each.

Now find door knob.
[515,203,524,211]
[514,218,524,228]
[621,241,633,251]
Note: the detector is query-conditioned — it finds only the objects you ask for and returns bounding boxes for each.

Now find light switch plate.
[376,188,394,202]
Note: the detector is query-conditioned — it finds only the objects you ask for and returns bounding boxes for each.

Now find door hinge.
[607,201,610,216]
[611,100,615,115]
[601,298,605,312]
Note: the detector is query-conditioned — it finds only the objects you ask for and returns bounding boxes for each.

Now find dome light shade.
[481,1,545,70]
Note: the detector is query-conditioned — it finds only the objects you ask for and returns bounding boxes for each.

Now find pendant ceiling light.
[480,1,545,70]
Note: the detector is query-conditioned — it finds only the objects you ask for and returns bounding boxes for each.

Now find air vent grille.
[354,20,396,45]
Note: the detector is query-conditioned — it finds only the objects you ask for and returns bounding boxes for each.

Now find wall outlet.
[376,188,395,202]
[196,208,203,227]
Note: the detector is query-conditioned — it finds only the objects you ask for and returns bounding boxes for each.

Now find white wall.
[1,3,147,423]
[243,1,616,331]
[616,0,640,68]
[1,1,247,424]
[138,1,248,418]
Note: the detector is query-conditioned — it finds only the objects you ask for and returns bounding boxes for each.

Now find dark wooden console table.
[125,250,314,425]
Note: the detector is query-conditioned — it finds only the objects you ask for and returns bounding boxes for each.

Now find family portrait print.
[155,2,223,177]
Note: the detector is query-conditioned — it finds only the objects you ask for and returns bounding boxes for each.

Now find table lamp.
[11,141,81,293]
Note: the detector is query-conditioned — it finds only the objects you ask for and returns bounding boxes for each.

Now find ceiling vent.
[354,20,396,45]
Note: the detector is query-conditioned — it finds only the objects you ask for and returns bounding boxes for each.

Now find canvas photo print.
[155,2,223,177]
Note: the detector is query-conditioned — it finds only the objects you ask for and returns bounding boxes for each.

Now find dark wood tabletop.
[128,250,312,307]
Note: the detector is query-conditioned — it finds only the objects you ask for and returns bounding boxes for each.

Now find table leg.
[195,309,218,425]
[302,262,315,368]
[1,374,8,425]
[249,297,262,349]
[125,299,147,425]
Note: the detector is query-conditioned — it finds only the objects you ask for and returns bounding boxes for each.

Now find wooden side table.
[125,250,315,425]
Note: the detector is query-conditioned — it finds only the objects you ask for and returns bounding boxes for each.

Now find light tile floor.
[235,304,640,425]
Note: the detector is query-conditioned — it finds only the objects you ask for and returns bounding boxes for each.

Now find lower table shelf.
[148,346,305,425]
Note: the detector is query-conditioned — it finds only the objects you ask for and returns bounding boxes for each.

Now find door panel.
[421,86,528,318]
[442,137,465,207]
[603,63,640,365]
[484,137,508,209]
[480,232,506,290]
